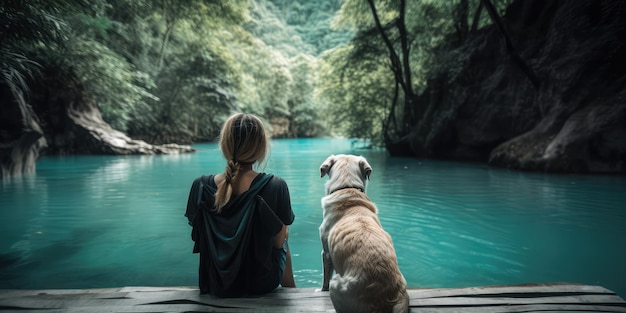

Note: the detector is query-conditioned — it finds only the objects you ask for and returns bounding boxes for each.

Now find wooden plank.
[0,284,623,313]
[505,304,626,313]
[408,283,616,299]
[0,289,335,312]
[412,305,626,313]
[411,294,626,306]
[0,288,129,299]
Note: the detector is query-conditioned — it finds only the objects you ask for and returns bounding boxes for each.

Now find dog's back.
[324,189,409,313]
[319,154,408,313]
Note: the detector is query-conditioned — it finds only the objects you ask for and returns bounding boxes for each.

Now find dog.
[319,154,409,313]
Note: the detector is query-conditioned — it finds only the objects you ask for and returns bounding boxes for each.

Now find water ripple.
[1,139,625,297]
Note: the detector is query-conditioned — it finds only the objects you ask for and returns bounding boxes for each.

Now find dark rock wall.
[409,0,626,173]
[29,77,194,156]
[0,84,47,178]
[0,74,193,178]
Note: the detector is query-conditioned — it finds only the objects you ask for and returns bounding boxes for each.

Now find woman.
[185,113,296,297]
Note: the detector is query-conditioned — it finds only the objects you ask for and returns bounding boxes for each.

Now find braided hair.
[214,113,268,212]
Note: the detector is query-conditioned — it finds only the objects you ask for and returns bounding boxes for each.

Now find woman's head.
[219,113,268,165]
[214,113,268,211]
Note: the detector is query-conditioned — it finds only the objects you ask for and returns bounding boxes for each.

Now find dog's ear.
[320,155,336,177]
[359,157,372,180]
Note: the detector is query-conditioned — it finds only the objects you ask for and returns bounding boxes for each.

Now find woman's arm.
[281,241,295,287]
[273,224,288,248]
[274,225,296,287]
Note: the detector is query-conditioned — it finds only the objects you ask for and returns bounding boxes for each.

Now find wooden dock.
[1,283,624,312]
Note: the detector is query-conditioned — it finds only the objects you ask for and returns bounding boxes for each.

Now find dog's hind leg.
[392,291,410,313]
[329,275,372,313]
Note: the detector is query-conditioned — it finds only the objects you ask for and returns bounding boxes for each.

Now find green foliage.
[266,0,354,54]
[3,0,334,144]
[226,0,330,137]
[0,52,40,105]
[136,45,240,142]
[0,0,68,103]
[245,1,315,57]
[6,0,518,147]
[314,0,513,143]
[68,38,156,129]
[288,54,325,137]
[316,45,394,143]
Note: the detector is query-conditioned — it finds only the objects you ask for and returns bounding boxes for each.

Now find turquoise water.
[1,138,625,297]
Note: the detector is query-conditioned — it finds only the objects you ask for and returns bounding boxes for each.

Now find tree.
[287,54,325,137]
[481,0,540,88]
[2,0,343,177]
[99,0,247,141]
[0,0,106,176]
[316,44,394,143]
[319,0,513,149]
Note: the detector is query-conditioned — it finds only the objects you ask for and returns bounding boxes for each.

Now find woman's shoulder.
[262,173,288,188]
[259,173,294,224]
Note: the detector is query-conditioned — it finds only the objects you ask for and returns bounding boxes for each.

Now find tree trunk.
[482,0,540,88]
[455,0,470,43]
[471,0,484,32]
[366,0,418,142]
[397,0,418,129]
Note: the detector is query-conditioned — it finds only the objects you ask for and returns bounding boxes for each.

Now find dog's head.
[320,154,372,195]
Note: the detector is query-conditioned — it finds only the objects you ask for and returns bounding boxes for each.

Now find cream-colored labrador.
[319,154,409,313]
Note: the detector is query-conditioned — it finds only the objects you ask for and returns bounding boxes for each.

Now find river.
[1,138,625,297]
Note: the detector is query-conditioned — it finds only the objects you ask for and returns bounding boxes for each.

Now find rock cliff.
[408,0,626,174]
[1,76,193,179]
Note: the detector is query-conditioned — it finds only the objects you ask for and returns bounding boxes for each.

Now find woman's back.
[185,113,295,296]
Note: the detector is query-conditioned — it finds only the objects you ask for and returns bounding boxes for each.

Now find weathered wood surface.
[0,283,624,312]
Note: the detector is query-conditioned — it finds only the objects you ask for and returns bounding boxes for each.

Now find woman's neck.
[238,164,254,173]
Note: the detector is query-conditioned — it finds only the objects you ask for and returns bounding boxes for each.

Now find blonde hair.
[214,113,269,212]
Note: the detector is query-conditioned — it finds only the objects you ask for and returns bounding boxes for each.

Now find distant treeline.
[1,0,507,145]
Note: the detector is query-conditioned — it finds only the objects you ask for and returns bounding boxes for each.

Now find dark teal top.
[185,173,294,297]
